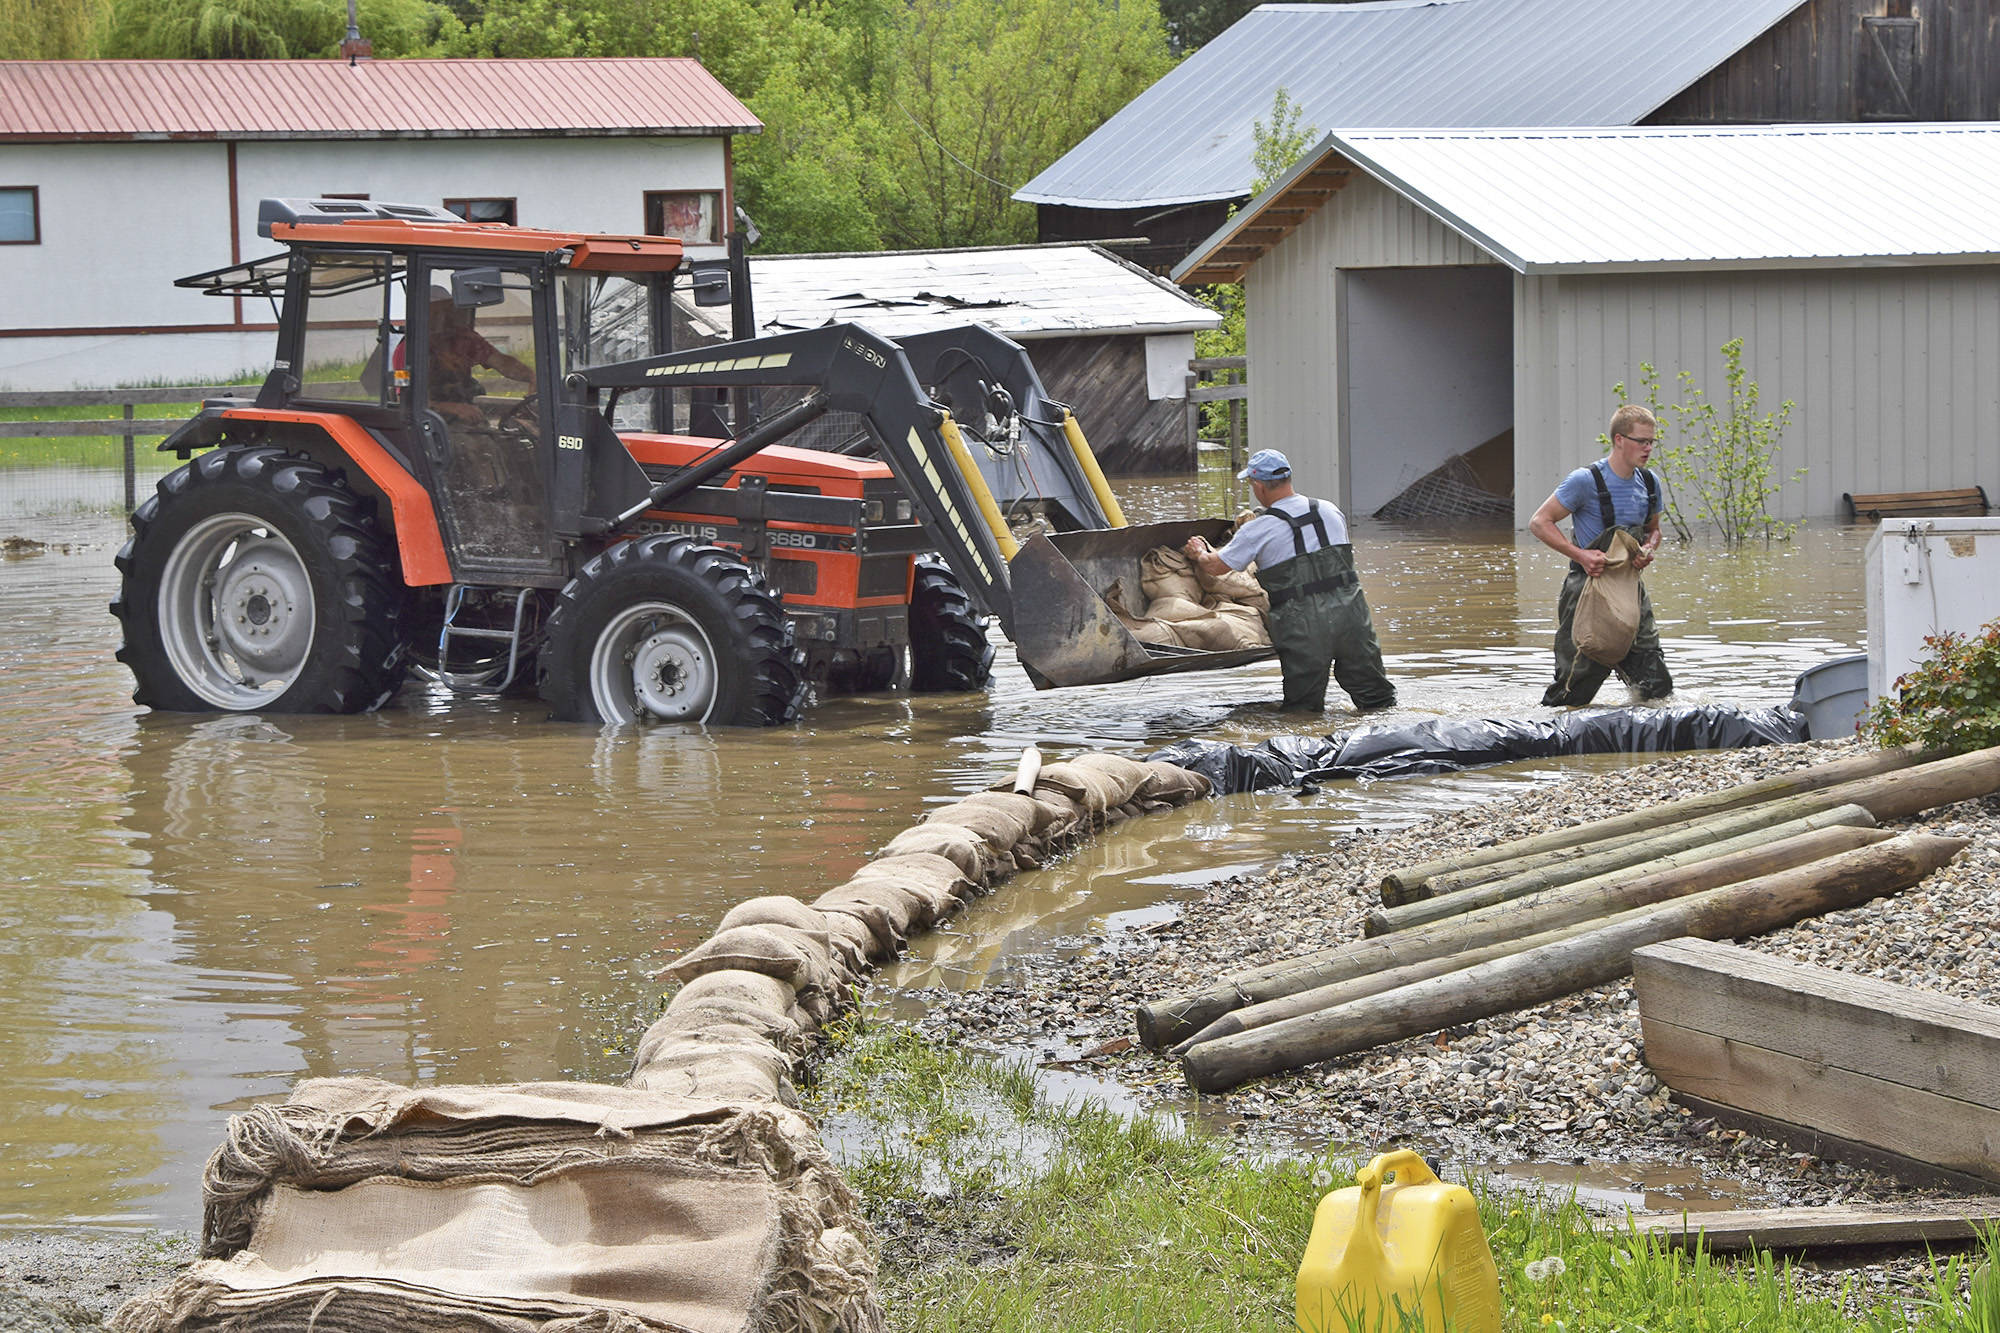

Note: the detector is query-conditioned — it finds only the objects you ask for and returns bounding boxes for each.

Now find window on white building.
[0,187,38,244]
[444,198,517,226]
[644,191,721,244]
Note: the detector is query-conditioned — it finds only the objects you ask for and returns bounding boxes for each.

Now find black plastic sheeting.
[1149,704,1808,795]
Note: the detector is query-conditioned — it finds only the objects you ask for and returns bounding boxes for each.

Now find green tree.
[99,0,449,57]
[873,0,1172,247]
[1193,87,1317,438]
[1608,337,1802,548]
[2,0,108,56]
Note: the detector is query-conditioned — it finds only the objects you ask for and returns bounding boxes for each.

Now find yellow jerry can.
[1295,1149,1501,1333]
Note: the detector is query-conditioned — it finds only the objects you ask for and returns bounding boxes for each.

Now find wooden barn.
[678,243,1222,474]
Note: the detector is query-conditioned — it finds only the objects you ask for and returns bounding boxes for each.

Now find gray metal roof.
[692,244,1220,341]
[1016,0,1807,209]
[1316,123,2000,272]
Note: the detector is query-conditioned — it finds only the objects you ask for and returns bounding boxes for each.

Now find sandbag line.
[631,750,1215,1105]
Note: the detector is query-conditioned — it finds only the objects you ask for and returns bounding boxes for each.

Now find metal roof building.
[0,58,758,139]
[1167,123,2000,526]
[1016,0,1805,211]
[680,244,1222,472]
[1,58,756,388]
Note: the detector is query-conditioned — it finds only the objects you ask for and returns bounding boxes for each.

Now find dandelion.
[1311,1166,1334,1189]
[1524,1255,1567,1282]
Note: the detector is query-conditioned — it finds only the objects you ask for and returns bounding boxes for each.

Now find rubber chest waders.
[1543,462,1673,706]
[1253,504,1395,713]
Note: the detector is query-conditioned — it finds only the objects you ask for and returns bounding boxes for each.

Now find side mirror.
[451,268,508,308]
[688,261,732,307]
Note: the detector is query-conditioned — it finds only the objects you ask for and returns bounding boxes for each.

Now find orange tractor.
[114,199,1269,724]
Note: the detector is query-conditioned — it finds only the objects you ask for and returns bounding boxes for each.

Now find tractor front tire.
[112,446,409,713]
[908,557,994,692]
[539,535,806,726]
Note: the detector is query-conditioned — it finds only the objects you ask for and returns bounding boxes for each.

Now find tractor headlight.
[863,499,884,523]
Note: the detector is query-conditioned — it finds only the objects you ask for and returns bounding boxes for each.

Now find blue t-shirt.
[1216,495,1350,572]
[1555,462,1660,550]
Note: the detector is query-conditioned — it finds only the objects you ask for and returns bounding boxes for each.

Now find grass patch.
[806,1012,2000,1332]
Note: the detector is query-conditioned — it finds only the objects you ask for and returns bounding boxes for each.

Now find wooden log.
[1179,824,1895,1052]
[1369,802,1877,935]
[1626,1199,2000,1251]
[1377,744,1925,905]
[1634,937,2000,1185]
[1821,742,2000,820]
[1133,821,1888,1052]
[1178,904,1660,1052]
[1179,833,1967,1093]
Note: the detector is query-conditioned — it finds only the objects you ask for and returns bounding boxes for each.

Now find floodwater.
[0,466,1874,1230]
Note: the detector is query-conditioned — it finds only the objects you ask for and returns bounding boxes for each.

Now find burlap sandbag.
[1197,563,1269,611]
[926,797,1036,851]
[852,851,975,902]
[122,1079,883,1333]
[1140,760,1212,805]
[717,895,831,950]
[961,789,1061,837]
[809,890,907,956]
[1574,528,1644,666]
[1069,752,1153,807]
[1141,594,1208,623]
[1170,613,1241,651]
[815,911,881,972]
[817,879,931,934]
[660,924,835,998]
[667,968,796,1024]
[1139,546,1204,604]
[1208,601,1271,646]
[640,1005,807,1064]
[1118,614,1186,646]
[1034,761,1123,820]
[881,823,990,880]
[1102,577,1146,620]
[629,1047,789,1103]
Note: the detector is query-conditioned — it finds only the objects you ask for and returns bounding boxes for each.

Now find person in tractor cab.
[395,285,533,427]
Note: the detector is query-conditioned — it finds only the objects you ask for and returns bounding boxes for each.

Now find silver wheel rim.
[588,601,717,723]
[157,512,317,710]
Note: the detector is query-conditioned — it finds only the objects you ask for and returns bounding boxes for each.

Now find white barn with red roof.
[0,58,758,387]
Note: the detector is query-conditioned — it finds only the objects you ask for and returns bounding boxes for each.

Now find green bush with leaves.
[1861,617,2000,754]
[1608,337,1803,548]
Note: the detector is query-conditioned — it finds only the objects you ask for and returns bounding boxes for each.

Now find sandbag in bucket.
[1574,529,1644,666]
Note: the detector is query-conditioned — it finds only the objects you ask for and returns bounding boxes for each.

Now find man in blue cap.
[1183,449,1395,713]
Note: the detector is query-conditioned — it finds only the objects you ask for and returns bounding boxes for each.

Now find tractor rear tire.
[824,647,903,695]
[908,557,994,692]
[112,446,409,713]
[539,534,806,726]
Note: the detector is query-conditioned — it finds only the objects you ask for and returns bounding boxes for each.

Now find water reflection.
[0,495,1878,1228]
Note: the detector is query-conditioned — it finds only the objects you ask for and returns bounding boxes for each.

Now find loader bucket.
[1005,518,1278,689]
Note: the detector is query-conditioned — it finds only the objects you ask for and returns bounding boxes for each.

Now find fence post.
[123,402,136,515]
[1184,371,1199,459]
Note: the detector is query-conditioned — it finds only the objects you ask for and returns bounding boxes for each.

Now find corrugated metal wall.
[1249,176,1493,507]
[1514,265,2000,525]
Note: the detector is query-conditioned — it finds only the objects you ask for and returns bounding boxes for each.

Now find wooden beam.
[1634,937,2000,1185]
[1626,1199,2000,1251]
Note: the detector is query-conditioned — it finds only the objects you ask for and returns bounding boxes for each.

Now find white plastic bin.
[1864,518,2000,700]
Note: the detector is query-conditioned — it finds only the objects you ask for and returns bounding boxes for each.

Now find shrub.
[1860,617,2000,754]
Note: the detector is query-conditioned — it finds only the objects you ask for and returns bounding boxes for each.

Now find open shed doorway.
[1339,266,1513,520]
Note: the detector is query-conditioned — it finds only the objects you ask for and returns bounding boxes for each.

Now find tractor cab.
[174,199,686,587]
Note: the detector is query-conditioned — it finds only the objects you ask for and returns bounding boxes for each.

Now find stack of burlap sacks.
[1104,545,1270,651]
[112,751,1213,1333]
[634,751,1212,1105]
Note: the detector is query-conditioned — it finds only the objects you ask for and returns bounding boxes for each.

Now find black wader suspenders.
[1577,462,1658,571]
[1261,503,1358,609]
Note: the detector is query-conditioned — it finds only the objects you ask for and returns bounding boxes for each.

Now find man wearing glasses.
[1528,405,1673,706]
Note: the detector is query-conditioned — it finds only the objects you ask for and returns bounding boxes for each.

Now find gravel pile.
[905,737,2000,1308]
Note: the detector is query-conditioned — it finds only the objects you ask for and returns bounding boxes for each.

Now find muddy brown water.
[0,470,1869,1229]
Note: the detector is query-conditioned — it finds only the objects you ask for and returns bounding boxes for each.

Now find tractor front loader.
[112,198,1270,728]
